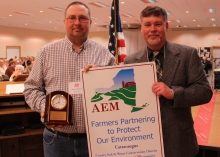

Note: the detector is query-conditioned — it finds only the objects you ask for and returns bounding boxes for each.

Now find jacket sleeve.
[172,48,213,108]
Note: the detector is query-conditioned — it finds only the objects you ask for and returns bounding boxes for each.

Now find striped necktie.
[153,51,162,81]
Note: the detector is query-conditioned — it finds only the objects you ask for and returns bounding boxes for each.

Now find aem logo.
[92,102,119,113]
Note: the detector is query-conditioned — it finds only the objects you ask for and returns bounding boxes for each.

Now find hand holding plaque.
[45,91,73,125]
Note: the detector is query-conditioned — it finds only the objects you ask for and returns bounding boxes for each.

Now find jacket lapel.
[161,42,180,87]
[160,42,180,106]
[135,47,149,63]
[134,43,180,107]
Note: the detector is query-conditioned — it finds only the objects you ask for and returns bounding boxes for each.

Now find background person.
[124,6,212,157]
[9,64,24,81]
[202,56,212,76]
[0,59,6,76]
[5,60,15,78]
[23,1,115,157]
[22,59,32,74]
[3,59,9,69]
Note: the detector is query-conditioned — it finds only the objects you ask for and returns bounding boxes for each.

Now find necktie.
[153,51,162,81]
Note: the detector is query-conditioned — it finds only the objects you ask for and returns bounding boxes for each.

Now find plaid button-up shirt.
[24,37,116,133]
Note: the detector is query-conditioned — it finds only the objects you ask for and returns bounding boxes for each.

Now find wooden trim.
[0,128,44,140]
[6,46,21,59]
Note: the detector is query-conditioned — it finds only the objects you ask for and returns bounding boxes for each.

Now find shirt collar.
[64,36,73,51]
[147,42,167,57]
[64,36,89,52]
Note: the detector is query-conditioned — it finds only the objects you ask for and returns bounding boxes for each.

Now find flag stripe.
[118,54,127,63]
[117,39,125,47]
[117,32,125,39]
[118,47,126,55]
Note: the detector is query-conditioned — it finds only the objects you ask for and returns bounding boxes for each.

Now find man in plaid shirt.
[24,1,115,157]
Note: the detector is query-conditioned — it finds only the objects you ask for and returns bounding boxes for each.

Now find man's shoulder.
[87,39,106,48]
[124,47,146,63]
[35,38,66,57]
[44,38,65,47]
[168,42,196,51]
[86,39,111,54]
[39,38,66,53]
[129,47,146,57]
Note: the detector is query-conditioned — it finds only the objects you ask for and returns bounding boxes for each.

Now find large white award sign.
[81,62,164,157]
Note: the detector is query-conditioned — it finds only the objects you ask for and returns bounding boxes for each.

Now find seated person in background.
[30,56,35,66]
[3,59,9,69]
[22,60,32,74]
[10,64,24,81]
[5,60,15,78]
[0,59,6,76]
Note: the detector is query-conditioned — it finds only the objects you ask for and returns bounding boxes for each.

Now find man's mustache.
[148,33,160,37]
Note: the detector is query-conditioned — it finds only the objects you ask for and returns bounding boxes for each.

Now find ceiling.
[0,0,219,33]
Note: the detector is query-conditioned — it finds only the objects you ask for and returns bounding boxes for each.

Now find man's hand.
[152,82,174,99]
[83,64,97,72]
[41,111,63,129]
[10,70,20,79]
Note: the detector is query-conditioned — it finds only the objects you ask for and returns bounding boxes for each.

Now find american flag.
[108,0,127,64]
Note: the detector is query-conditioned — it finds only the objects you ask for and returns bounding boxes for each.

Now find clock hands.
[51,94,67,109]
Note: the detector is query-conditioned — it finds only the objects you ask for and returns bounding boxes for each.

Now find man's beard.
[147,37,161,46]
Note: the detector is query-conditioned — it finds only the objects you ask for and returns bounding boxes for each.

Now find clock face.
[51,94,67,110]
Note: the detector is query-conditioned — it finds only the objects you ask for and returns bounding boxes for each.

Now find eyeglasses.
[66,16,90,23]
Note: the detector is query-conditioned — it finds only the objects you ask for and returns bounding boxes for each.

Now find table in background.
[0,81,44,157]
